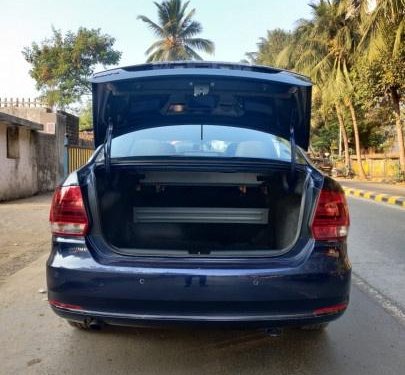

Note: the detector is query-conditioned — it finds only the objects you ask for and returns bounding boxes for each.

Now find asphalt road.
[0,195,404,374]
[348,197,405,311]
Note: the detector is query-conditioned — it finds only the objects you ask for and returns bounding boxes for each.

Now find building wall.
[0,107,75,201]
[36,111,66,188]
[0,124,38,200]
[0,106,46,123]
[60,111,79,145]
[34,131,60,193]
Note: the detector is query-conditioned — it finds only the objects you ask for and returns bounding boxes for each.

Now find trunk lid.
[90,62,312,149]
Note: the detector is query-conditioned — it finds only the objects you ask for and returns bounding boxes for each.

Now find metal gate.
[65,145,94,174]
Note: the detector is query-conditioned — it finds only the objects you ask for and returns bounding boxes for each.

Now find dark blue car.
[47,62,350,331]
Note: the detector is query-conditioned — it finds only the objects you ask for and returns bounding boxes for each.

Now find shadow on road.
[64,325,335,374]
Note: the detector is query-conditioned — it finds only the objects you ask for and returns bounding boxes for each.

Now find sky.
[0,0,312,98]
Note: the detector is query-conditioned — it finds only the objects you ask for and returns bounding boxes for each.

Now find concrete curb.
[343,187,405,208]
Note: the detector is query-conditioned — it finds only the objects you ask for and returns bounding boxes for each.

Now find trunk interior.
[95,167,308,255]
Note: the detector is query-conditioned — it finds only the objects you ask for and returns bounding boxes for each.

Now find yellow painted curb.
[374,194,388,202]
[342,186,405,209]
[388,196,402,204]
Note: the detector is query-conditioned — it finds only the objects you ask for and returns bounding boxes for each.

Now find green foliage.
[353,44,405,108]
[245,0,405,165]
[23,27,121,107]
[360,0,405,58]
[310,90,339,154]
[245,29,293,66]
[79,102,93,131]
[138,0,214,62]
[311,119,340,154]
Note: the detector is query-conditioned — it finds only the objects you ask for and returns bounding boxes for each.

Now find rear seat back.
[234,141,278,159]
[129,140,176,156]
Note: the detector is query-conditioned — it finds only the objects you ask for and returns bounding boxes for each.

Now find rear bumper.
[51,305,345,329]
[47,237,351,328]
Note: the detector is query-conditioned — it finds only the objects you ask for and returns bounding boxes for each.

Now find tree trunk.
[335,103,350,170]
[391,88,405,175]
[346,98,366,179]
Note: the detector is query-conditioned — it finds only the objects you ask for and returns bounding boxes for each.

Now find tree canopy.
[78,101,93,131]
[246,0,405,178]
[138,0,215,62]
[23,27,121,108]
[244,29,292,66]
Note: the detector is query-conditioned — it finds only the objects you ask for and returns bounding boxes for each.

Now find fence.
[335,154,401,179]
[66,145,94,174]
[0,97,47,108]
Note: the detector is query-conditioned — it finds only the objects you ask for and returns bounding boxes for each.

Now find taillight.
[49,186,89,236]
[311,189,350,241]
[313,302,348,316]
[49,299,83,311]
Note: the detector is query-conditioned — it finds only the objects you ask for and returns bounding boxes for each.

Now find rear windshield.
[111,125,297,162]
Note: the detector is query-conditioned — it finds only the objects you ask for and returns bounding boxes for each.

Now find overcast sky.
[0,0,312,98]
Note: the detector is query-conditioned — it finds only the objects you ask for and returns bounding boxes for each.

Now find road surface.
[348,197,405,311]
[0,194,404,374]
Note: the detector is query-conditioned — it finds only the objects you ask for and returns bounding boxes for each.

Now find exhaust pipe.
[87,318,104,330]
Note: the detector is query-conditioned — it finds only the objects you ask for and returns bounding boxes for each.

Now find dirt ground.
[0,193,52,285]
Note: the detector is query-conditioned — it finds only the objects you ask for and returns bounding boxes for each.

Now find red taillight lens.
[313,302,348,316]
[311,189,350,241]
[49,186,89,236]
[49,299,83,311]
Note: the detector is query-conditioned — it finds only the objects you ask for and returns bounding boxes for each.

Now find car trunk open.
[94,166,309,256]
[89,63,313,257]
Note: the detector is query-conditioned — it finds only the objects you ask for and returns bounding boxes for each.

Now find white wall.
[0,123,38,201]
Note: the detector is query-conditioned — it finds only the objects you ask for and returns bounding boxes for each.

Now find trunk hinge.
[289,88,299,190]
[104,118,113,176]
[289,109,297,185]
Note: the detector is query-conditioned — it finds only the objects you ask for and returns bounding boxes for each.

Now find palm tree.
[278,0,367,178]
[252,29,293,66]
[335,102,351,172]
[318,78,352,172]
[360,0,404,57]
[359,0,405,174]
[137,0,214,62]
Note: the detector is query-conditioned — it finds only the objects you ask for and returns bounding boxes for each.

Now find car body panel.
[47,236,350,328]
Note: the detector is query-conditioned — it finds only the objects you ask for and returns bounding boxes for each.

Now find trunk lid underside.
[90,63,312,149]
